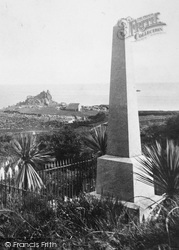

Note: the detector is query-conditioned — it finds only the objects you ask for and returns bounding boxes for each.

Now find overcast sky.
[0,0,179,109]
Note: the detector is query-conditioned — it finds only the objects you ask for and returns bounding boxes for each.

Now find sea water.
[0,82,179,111]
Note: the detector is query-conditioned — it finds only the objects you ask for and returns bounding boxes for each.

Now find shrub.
[141,114,179,146]
[137,140,179,198]
[141,123,166,147]
[165,115,179,142]
[88,112,107,123]
[38,126,83,160]
[82,126,107,157]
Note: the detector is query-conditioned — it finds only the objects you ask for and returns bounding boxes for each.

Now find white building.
[66,103,81,112]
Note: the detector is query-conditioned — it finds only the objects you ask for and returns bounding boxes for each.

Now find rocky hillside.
[16,90,57,107]
[3,90,59,113]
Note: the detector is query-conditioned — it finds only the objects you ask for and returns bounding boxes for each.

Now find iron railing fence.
[38,156,97,198]
[0,156,97,209]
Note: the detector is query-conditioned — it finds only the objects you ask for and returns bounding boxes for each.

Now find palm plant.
[137,140,179,199]
[3,133,53,191]
[83,125,107,157]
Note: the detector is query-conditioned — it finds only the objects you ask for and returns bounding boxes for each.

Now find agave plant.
[83,125,107,157]
[3,133,53,191]
[137,140,179,199]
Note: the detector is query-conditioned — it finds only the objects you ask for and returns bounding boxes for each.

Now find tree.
[82,125,107,157]
[38,126,83,161]
[141,114,179,146]
[3,133,53,191]
[137,140,179,199]
[165,115,179,142]
[141,123,166,147]
[88,112,107,124]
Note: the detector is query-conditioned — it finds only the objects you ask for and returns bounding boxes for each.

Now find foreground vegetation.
[0,192,179,249]
[0,113,179,249]
[0,136,179,249]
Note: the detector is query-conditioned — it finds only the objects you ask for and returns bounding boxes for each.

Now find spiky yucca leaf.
[83,126,107,156]
[137,140,179,198]
[15,163,45,191]
[5,133,53,191]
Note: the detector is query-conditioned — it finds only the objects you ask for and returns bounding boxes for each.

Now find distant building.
[66,103,81,112]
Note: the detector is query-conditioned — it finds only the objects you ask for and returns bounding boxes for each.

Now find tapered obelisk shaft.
[107,25,141,157]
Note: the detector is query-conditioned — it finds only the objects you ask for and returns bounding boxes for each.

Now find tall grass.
[1,192,179,249]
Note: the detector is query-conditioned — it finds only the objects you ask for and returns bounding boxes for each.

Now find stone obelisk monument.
[96,23,155,205]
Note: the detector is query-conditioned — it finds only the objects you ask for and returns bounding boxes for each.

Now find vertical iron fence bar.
[75,161,78,197]
[4,173,7,208]
[55,166,57,198]
[8,174,11,209]
[71,158,74,197]
[67,159,70,198]
[0,177,3,208]
[70,159,73,198]
[65,161,68,198]
[82,159,85,192]
[69,159,72,198]
[93,157,97,191]
[85,158,88,192]
[56,160,59,199]
[65,159,68,198]
[68,159,71,198]
[62,164,65,198]
[79,160,82,194]
[88,158,91,192]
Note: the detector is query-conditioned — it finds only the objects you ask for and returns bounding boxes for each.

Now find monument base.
[96,155,161,221]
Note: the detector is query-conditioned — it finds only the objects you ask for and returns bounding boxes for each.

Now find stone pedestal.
[96,155,134,201]
[96,155,155,203]
[96,155,160,221]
